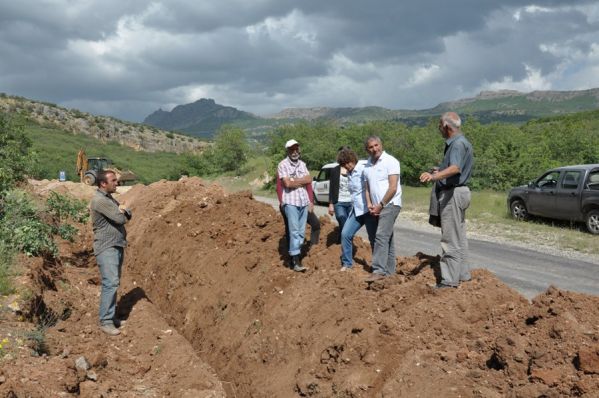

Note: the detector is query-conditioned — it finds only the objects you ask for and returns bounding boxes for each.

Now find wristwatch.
[379,201,385,208]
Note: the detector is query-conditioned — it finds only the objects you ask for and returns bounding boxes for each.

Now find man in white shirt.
[363,136,402,280]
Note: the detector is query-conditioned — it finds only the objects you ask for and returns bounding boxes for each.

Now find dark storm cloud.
[0,1,598,121]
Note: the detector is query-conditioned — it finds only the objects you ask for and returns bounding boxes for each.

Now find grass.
[206,156,273,193]
[0,244,16,295]
[401,186,599,256]
[23,121,189,184]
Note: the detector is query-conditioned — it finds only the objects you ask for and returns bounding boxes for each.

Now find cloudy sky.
[1,1,599,122]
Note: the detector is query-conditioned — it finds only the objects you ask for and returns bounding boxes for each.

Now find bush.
[169,126,250,178]
[0,242,15,295]
[0,114,37,193]
[0,190,56,257]
[0,190,88,258]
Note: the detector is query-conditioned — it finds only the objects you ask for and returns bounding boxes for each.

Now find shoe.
[100,324,121,336]
[293,264,308,272]
[340,267,351,272]
[365,273,386,282]
[291,255,307,272]
[433,283,456,290]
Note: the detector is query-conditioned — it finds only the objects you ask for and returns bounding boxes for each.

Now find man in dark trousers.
[90,170,132,335]
[420,112,474,289]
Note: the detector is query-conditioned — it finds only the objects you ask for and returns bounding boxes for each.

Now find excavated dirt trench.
[117,178,599,397]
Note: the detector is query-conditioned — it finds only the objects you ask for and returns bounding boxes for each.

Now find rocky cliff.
[0,94,207,154]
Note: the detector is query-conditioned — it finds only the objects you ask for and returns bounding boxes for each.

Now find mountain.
[270,88,599,125]
[144,98,260,138]
[0,93,207,154]
[146,88,599,139]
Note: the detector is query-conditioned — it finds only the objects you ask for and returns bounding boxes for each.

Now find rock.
[61,347,71,358]
[577,347,599,374]
[0,375,5,384]
[86,370,98,381]
[7,298,21,312]
[78,380,99,398]
[90,353,108,368]
[456,351,469,363]
[530,368,562,386]
[75,356,91,372]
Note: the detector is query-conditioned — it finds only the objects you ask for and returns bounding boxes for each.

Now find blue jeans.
[340,212,368,267]
[96,247,124,326]
[334,202,352,234]
[283,204,308,256]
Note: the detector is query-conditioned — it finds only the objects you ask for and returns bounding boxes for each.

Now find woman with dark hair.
[328,146,353,241]
[337,148,373,271]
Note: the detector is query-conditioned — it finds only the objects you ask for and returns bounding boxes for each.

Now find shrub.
[0,190,88,258]
[0,114,37,193]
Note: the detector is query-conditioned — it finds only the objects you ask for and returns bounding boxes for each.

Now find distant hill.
[144,98,260,138]
[420,88,599,123]
[0,93,207,154]
[271,88,599,125]
[149,88,599,138]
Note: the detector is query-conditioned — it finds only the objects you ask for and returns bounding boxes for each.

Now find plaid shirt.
[277,157,310,207]
[90,189,131,256]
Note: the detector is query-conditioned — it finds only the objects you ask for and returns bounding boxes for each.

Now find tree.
[0,114,37,193]
[212,125,250,174]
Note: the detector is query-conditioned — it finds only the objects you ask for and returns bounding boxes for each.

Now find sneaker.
[340,267,351,272]
[293,264,308,272]
[100,324,121,336]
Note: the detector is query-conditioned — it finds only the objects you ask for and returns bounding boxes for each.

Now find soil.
[1,177,599,397]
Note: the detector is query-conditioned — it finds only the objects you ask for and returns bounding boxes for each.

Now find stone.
[86,370,98,381]
[75,356,91,372]
[577,347,599,374]
[530,368,562,386]
[78,380,99,398]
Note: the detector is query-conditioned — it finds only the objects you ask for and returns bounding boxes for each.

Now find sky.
[1,1,599,122]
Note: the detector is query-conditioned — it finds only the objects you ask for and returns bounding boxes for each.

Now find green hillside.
[23,120,188,183]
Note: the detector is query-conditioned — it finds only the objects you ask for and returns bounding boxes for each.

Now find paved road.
[256,196,599,299]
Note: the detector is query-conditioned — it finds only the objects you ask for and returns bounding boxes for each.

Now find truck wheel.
[83,172,96,186]
[585,210,599,235]
[510,199,529,221]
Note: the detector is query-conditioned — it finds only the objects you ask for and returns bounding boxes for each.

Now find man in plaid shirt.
[277,139,312,272]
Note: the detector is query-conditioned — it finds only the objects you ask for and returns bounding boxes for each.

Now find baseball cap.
[285,139,299,149]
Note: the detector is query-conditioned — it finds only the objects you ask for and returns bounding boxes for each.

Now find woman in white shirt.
[337,148,374,270]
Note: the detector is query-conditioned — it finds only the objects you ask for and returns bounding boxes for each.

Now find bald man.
[420,112,474,289]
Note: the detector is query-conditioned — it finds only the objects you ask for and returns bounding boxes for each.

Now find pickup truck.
[507,164,599,234]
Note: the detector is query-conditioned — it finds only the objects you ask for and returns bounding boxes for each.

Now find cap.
[285,139,299,149]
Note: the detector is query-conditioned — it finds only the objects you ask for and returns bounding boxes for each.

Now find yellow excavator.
[76,149,137,186]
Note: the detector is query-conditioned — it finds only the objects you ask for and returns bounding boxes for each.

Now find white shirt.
[363,151,402,208]
[348,161,368,217]
[338,173,352,203]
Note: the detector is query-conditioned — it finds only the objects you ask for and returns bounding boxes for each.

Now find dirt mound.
[0,179,225,397]
[27,179,133,201]
[2,177,598,396]
[118,177,599,397]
